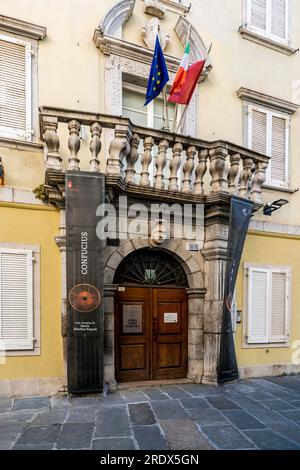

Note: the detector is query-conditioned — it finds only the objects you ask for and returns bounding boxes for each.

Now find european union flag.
[144,35,169,106]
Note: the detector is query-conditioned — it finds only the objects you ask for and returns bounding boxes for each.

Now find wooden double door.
[115,287,188,383]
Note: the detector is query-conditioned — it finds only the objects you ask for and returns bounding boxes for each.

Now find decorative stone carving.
[182,146,196,193]
[68,120,81,171]
[168,142,183,191]
[89,122,102,172]
[142,17,170,51]
[250,161,268,204]
[209,147,229,194]
[144,0,165,19]
[42,116,62,171]
[194,149,208,196]
[228,153,241,195]
[125,133,140,183]
[174,16,212,80]
[149,220,168,247]
[107,125,132,177]
[155,139,169,189]
[239,157,253,198]
[141,136,155,186]
[98,0,136,38]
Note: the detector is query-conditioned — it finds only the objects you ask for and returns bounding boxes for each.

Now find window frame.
[0,33,33,141]
[243,263,291,348]
[244,0,290,46]
[0,243,40,356]
[245,102,290,189]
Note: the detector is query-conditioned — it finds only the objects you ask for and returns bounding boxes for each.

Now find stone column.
[186,288,206,383]
[104,284,118,390]
[201,206,229,385]
[54,210,67,392]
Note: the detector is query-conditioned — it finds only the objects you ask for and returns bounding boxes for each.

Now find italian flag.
[168,42,206,105]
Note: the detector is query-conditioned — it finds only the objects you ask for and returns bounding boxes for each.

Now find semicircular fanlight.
[114,249,188,288]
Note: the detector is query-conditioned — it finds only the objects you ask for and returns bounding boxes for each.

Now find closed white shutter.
[248,106,267,154]
[0,34,32,140]
[0,249,34,350]
[247,268,269,343]
[270,271,290,342]
[271,0,289,43]
[249,0,268,33]
[271,114,289,185]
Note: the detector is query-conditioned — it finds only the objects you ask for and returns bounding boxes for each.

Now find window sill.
[239,27,298,56]
[0,136,43,152]
[243,342,290,349]
[263,183,295,194]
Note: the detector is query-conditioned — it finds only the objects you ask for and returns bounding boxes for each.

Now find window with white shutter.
[0,248,34,350]
[246,265,290,345]
[246,0,289,45]
[0,34,32,141]
[248,104,289,188]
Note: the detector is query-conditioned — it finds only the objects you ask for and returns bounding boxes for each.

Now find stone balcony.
[40,106,270,208]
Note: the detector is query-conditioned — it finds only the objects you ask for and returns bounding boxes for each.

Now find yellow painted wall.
[0,0,300,378]
[0,203,63,380]
[236,231,300,367]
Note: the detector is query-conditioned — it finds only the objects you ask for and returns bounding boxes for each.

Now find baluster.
[168,143,183,191]
[141,136,155,186]
[126,133,140,183]
[209,147,229,194]
[182,146,196,193]
[68,119,81,171]
[154,139,169,190]
[228,153,241,195]
[194,149,208,195]
[89,122,102,172]
[250,161,268,204]
[42,116,62,171]
[239,157,253,198]
[107,125,132,177]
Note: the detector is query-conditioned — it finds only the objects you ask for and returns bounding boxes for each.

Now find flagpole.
[162,86,170,131]
[172,21,192,133]
[175,42,213,134]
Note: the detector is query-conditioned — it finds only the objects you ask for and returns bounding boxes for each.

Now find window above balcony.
[240,0,297,55]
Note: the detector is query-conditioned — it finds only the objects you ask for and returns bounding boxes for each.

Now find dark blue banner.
[218,196,254,384]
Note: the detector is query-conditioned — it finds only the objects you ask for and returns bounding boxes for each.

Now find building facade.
[0,0,300,396]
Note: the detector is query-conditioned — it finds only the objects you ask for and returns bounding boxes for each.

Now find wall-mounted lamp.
[263,199,289,216]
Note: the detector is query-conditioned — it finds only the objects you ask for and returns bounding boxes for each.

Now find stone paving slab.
[1,377,300,450]
[161,419,214,450]
[57,422,94,449]
[16,424,61,445]
[201,424,255,450]
[188,407,229,426]
[13,397,50,411]
[95,406,131,438]
[92,437,136,450]
[244,430,300,450]
[128,403,156,426]
[222,410,266,430]
[151,399,189,420]
[132,425,168,450]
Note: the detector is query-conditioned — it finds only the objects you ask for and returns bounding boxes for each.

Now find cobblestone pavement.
[1,376,300,450]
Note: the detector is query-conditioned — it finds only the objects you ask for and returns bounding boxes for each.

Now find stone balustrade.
[40,106,270,204]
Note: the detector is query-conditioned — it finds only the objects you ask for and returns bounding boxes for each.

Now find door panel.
[115,288,150,382]
[115,287,187,382]
[152,288,188,380]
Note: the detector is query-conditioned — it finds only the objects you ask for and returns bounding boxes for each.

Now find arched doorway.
[114,249,189,383]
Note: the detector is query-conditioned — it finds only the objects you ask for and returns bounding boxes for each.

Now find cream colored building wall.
[1,0,299,223]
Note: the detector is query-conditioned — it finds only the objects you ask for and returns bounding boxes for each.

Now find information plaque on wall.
[66,171,105,394]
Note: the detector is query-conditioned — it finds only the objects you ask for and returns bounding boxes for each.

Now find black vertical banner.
[218,196,254,384]
[66,171,105,394]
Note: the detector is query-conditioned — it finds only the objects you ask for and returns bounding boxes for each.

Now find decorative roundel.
[69,284,101,313]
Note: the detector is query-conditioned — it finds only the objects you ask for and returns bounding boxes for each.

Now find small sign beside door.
[164,312,178,323]
[123,304,143,334]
